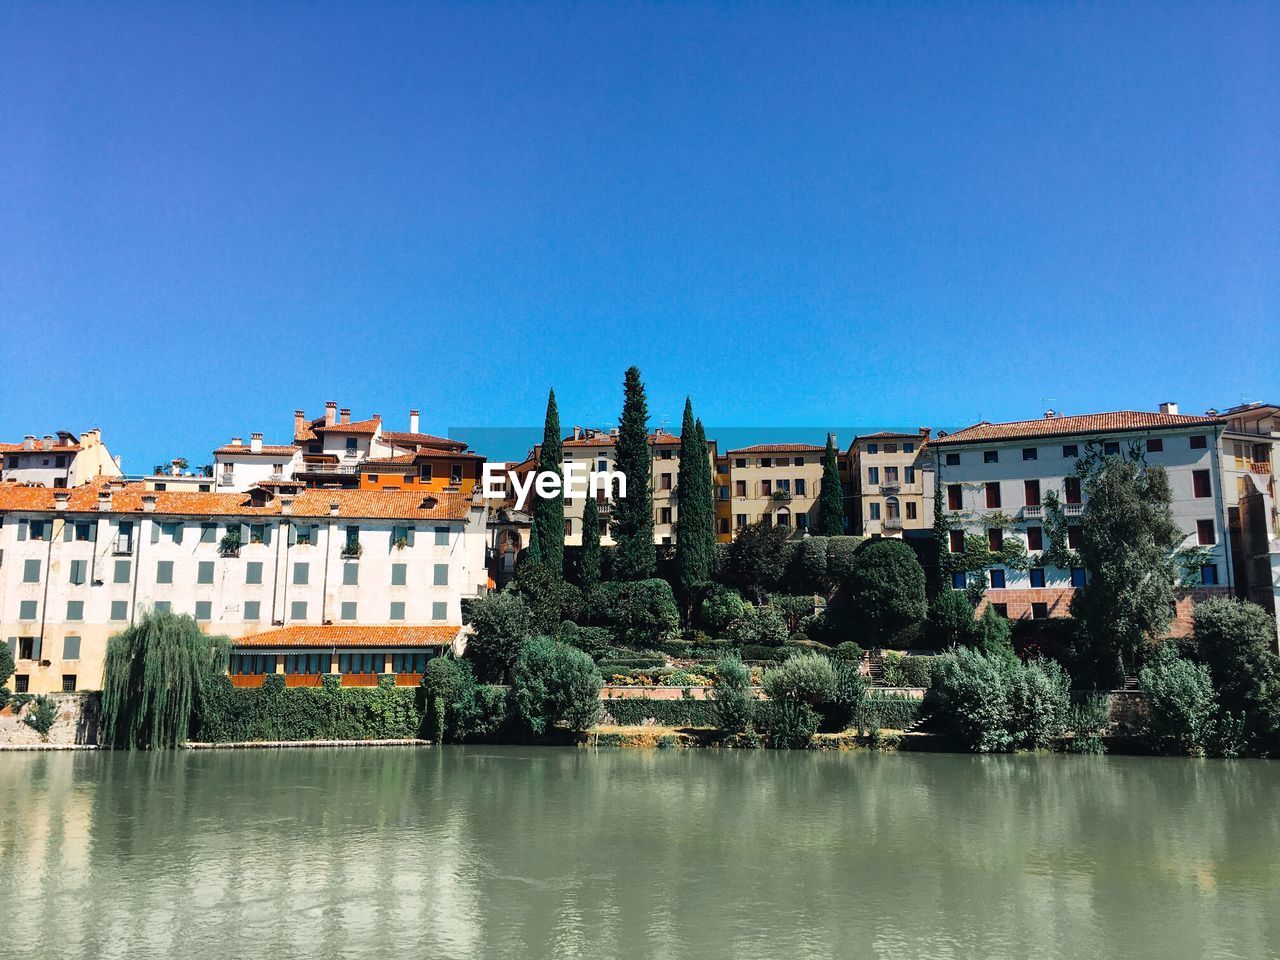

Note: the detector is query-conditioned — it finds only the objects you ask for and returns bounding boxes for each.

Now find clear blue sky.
[2,2,1276,468]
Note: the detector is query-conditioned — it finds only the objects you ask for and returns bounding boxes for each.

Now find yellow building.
[724,443,826,537]
[848,430,934,537]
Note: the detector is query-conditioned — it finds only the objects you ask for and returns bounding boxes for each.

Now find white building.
[0,430,121,488]
[213,434,304,491]
[0,480,489,694]
[932,404,1233,631]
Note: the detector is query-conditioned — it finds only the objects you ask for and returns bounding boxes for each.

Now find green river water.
[0,747,1276,960]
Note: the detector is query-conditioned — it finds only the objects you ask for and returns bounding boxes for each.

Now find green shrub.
[0,642,14,710]
[738,644,786,663]
[198,677,424,742]
[761,652,837,707]
[820,661,867,731]
[513,562,584,633]
[513,637,602,736]
[727,605,789,648]
[1191,597,1280,743]
[600,698,719,727]
[1007,659,1071,750]
[587,579,680,644]
[975,605,1016,663]
[1139,645,1217,756]
[556,622,614,659]
[465,591,536,682]
[927,590,976,648]
[767,593,817,632]
[790,535,830,593]
[834,641,864,664]
[844,539,927,643]
[854,693,922,732]
[825,536,864,583]
[697,585,747,634]
[23,695,57,738]
[1065,693,1110,754]
[756,700,819,748]
[930,647,1014,752]
[711,656,754,734]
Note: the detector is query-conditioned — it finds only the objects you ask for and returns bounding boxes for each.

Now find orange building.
[359,449,486,493]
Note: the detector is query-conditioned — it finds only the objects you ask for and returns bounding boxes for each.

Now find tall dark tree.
[532,389,564,576]
[695,419,717,553]
[579,493,602,590]
[612,366,656,580]
[675,398,714,599]
[816,433,845,536]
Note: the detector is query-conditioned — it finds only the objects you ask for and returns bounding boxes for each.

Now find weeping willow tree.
[100,609,231,749]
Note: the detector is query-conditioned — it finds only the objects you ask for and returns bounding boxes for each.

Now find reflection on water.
[1,749,1277,960]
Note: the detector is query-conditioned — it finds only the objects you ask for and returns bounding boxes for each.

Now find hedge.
[198,675,425,742]
[855,693,924,732]
[598,698,719,727]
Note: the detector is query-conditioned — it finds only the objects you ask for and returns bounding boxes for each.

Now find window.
[734,480,747,497]
[1196,519,1215,545]
[794,457,805,466]
[435,526,450,546]
[451,463,464,484]
[154,601,171,614]
[867,444,878,454]
[947,484,962,510]
[796,512,809,530]
[1192,470,1211,498]
[1027,527,1044,551]
[22,559,40,582]
[19,600,38,621]
[14,675,29,693]
[718,517,730,534]
[392,525,413,546]
[1201,564,1219,586]
[563,519,573,537]
[156,560,174,584]
[110,601,128,621]
[1064,477,1082,504]
[1147,438,1163,453]
[290,601,307,620]
[160,521,183,543]
[345,437,358,455]
[419,463,433,481]
[61,674,77,692]
[284,654,327,676]
[869,502,881,520]
[113,559,131,584]
[195,601,212,621]
[1190,435,1207,450]
[1062,444,1078,458]
[776,511,791,527]
[985,482,1001,508]
[433,563,449,586]
[1022,448,1038,461]
[18,637,37,660]
[391,563,407,586]
[951,571,967,589]
[294,523,314,546]
[243,600,261,621]
[74,521,93,541]
[660,473,672,491]
[761,458,773,468]
[245,561,263,585]
[29,520,49,541]
[984,450,998,464]
[343,562,359,586]
[390,601,406,621]
[945,453,959,466]
[1067,525,1083,549]
[340,601,357,621]
[949,530,964,553]
[990,569,1006,589]
[904,466,915,484]
[66,600,84,621]
[1071,568,1086,588]
[68,559,87,585]
[761,479,772,496]
[1029,568,1046,588]
[884,466,899,483]
[345,526,360,549]
[1021,480,1041,508]
[392,652,432,674]
[735,514,747,528]
[201,522,217,543]
[735,458,746,468]
[338,652,381,675]
[1103,442,1120,456]
[432,601,447,621]
[867,466,879,484]
[906,502,918,521]
[993,603,1008,618]
[661,450,674,460]
[903,443,914,453]
[1031,602,1049,620]
[659,507,672,524]
[988,528,1003,551]
[795,479,806,496]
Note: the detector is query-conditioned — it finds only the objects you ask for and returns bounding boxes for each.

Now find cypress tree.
[612,366,656,580]
[580,493,602,590]
[531,389,564,576]
[695,418,716,556]
[816,432,845,536]
[676,398,713,598]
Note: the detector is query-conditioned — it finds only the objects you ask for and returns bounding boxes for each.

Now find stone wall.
[0,692,99,747]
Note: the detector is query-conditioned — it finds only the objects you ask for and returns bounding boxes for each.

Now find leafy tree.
[675,397,714,602]
[1139,645,1217,756]
[697,584,747,635]
[421,657,468,743]
[845,539,927,643]
[100,610,230,749]
[695,419,716,559]
[711,656,754,734]
[1191,598,1280,742]
[513,638,602,735]
[0,641,13,710]
[927,590,977,648]
[531,389,565,576]
[825,536,865,584]
[513,562,583,635]
[789,535,830,594]
[586,579,679,644]
[761,652,837,707]
[1006,658,1071,749]
[579,494,602,590]
[816,433,845,536]
[930,647,1070,753]
[756,700,820,748]
[1069,447,1191,680]
[974,604,1016,663]
[724,520,791,602]
[465,591,536,682]
[726,604,789,648]
[612,365,656,580]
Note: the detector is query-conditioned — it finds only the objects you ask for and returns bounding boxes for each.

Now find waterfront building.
[213,434,303,491]
[1217,402,1280,637]
[0,430,121,488]
[848,429,934,539]
[932,404,1233,631]
[0,479,489,694]
[724,443,826,537]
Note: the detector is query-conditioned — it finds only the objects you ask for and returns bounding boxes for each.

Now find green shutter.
[31,635,42,660]
[151,522,160,544]
[63,521,73,542]
[63,636,81,660]
[405,528,415,547]
[173,523,184,545]
[17,519,26,541]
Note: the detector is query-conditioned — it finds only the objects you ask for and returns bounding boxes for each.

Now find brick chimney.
[97,488,113,511]
[339,408,351,425]
[1159,401,1179,415]
[409,409,420,434]
[54,490,70,511]
[918,427,932,439]
[295,409,306,436]
[250,433,263,453]
[325,401,337,426]
[141,494,158,513]
[22,436,35,451]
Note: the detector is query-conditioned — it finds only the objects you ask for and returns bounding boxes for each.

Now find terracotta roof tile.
[0,478,475,521]
[314,417,381,435]
[381,431,467,450]
[213,444,299,456]
[932,411,1225,446]
[560,429,682,448]
[726,443,825,454]
[233,625,461,648]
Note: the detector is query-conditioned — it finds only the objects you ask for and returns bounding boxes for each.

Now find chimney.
[919,427,932,439]
[329,501,341,517]
[339,408,351,425]
[231,437,243,447]
[42,435,54,450]
[170,459,182,476]
[280,494,295,515]
[23,435,35,451]
[97,488,113,511]
[325,401,337,426]
[1159,401,1179,416]
[54,490,70,511]
[1044,409,1056,419]
[141,494,158,513]
[573,426,582,440]
[409,409,420,434]
[250,433,263,453]
[295,409,306,436]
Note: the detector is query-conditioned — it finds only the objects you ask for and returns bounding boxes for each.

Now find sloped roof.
[931,411,1224,446]
[381,431,467,450]
[214,443,299,456]
[726,443,825,455]
[314,417,381,435]
[233,624,461,648]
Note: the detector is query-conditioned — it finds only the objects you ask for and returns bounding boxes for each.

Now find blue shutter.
[405,527,415,547]
[63,521,73,542]
[5,638,15,659]
[17,519,26,541]
[173,523,184,545]
[262,525,272,546]
[151,522,160,543]
[31,635,42,661]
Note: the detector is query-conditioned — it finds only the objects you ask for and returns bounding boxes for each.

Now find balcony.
[883,515,903,529]
[1022,504,1043,520]
[879,482,900,495]
[1063,503,1084,517]
[771,490,793,503]
[1248,460,1272,475]
[113,536,134,555]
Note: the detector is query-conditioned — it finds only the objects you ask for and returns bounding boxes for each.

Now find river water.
[0,747,1276,959]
